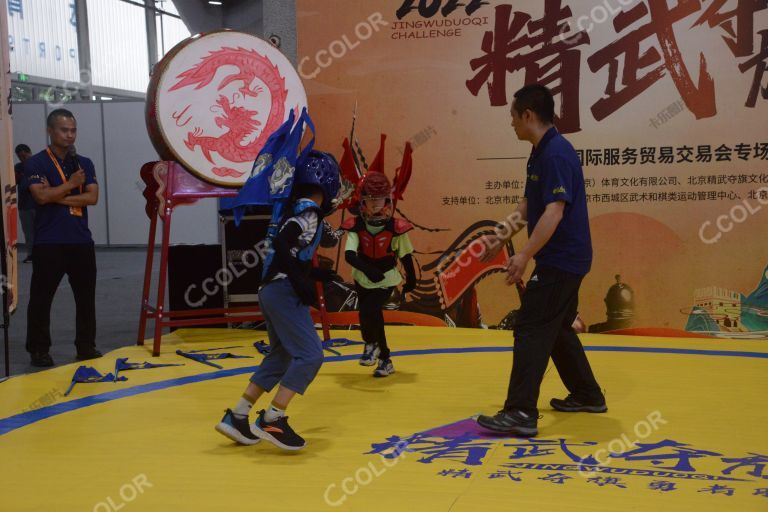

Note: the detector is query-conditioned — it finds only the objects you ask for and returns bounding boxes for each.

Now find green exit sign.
[17,73,29,82]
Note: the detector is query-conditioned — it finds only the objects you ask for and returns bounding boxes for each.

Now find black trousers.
[504,265,603,416]
[356,284,394,360]
[26,244,97,354]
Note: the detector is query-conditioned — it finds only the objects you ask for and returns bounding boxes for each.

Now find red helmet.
[359,172,393,226]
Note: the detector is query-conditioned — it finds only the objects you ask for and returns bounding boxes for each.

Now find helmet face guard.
[359,172,393,226]
[360,193,393,226]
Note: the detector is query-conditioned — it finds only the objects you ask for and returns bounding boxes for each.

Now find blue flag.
[253,341,271,355]
[221,108,317,224]
[253,338,362,357]
[114,358,184,380]
[64,366,127,396]
[220,108,317,280]
[176,350,253,369]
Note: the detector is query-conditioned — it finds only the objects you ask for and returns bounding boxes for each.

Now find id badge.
[69,206,83,217]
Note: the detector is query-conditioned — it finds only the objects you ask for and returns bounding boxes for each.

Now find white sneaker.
[359,343,380,366]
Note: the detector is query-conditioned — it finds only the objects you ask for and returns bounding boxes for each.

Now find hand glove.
[309,267,342,283]
[288,275,317,306]
[401,254,416,293]
[363,268,386,283]
[345,250,386,283]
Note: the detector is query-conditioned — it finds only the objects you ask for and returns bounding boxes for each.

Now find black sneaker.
[30,352,54,367]
[550,394,607,413]
[476,409,538,437]
[76,348,102,361]
[214,409,260,445]
[373,358,395,377]
[253,409,306,451]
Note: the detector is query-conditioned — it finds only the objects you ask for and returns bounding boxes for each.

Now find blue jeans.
[250,278,324,395]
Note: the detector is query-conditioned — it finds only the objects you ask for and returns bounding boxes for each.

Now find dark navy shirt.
[523,127,592,275]
[23,149,97,245]
[14,162,35,211]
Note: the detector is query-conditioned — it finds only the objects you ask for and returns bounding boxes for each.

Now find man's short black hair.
[512,84,555,124]
[47,108,76,128]
[15,144,31,154]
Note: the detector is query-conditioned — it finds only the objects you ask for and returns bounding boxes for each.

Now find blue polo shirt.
[23,149,97,245]
[523,127,592,275]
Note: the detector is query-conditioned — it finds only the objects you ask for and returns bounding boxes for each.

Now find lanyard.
[46,147,83,194]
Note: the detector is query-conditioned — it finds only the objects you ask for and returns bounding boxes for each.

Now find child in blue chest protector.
[215,151,340,451]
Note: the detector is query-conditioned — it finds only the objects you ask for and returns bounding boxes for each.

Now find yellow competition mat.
[1,327,767,511]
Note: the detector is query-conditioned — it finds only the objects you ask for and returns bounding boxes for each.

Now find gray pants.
[19,209,35,258]
[250,278,324,395]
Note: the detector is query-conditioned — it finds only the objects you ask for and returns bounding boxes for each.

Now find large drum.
[146,30,307,188]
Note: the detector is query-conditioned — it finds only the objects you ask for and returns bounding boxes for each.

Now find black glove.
[363,268,386,283]
[274,221,317,305]
[345,250,386,283]
[288,274,317,306]
[309,267,342,283]
[401,254,416,294]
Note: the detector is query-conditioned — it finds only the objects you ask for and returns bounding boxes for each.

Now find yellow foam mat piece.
[1,327,767,511]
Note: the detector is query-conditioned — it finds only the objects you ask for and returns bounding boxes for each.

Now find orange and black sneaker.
[253,410,306,451]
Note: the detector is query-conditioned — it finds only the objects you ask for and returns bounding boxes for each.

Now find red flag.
[367,134,387,176]
[337,138,362,209]
[393,142,412,207]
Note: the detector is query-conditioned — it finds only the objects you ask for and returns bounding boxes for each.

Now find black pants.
[26,244,97,354]
[504,265,602,416]
[356,284,394,360]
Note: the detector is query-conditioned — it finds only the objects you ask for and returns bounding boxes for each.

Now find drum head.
[146,30,307,188]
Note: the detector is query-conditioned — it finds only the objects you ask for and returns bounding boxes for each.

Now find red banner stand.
[136,161,266,355]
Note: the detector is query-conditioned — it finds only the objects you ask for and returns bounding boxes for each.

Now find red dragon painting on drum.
[147,31,307,188]
[169,47,288,178]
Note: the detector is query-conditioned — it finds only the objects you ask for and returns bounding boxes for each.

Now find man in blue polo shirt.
[24,109,101,367]
[477,84,605,437]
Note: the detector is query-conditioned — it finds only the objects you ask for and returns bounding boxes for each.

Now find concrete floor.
[4,247,161,376]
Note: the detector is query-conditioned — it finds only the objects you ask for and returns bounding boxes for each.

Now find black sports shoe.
[373,358,395,377]
[253,410,306,451]
[550,394,607,413]
[76,348,102,361]
[30,352,54,367]
[214,409,260,445]
[476,409,538,437]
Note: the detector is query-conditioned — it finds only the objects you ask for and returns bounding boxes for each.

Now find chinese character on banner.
[368,433,493,466]
[738,29,768,107]
[8,0,23,18]
[502,439,600,464]
[692,0,768,108]
[587,0,716,121]
[698,484,735,496]
[466,1,590,133]
[587,476,627,488]
[720,453,768,479]
[437,468,472,478]
[488,470,522,481]
[539,472,572,485]
[754,488,768,497]
[691,0,767,57]
[70,2,77,28]
[609,439,722,472]
[648,480,678,492]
